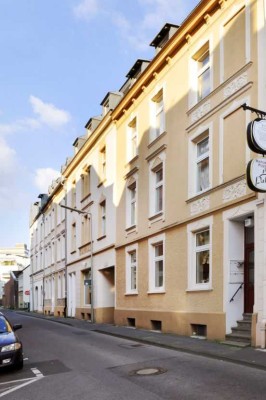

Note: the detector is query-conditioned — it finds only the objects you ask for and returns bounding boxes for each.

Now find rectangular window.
[82,214,90,244]
[127,182,136,227]
[151,89,165,141]
[100,147,106,182]
[196,136,210,193]
[71,181,76,208]
[197,49,210,101]
[128,117,137,160]
[129,251,137,291]
[187,218,212,291]
[71,223,76,252]
[155,166,163,213]
[126,245,138,294]
[149,235,165,292]
[100,201,106,237]
[195,229,210,284]
[84,270,91,305]
[154,243,164,288]
[81,167,90,199]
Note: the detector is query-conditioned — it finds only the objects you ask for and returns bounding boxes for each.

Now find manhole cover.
[131,367,166,376]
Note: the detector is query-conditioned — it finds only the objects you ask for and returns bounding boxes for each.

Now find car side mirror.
[13,324,22,331]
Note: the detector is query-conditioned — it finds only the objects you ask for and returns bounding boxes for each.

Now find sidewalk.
[15,310,266,371]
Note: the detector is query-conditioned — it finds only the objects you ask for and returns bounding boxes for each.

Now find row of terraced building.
[30,0,266,347]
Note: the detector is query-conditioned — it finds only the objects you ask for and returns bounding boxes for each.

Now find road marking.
[31,368,44,378]
[0,368,44,397]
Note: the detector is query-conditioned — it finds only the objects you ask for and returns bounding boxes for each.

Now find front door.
[244,243,254,313]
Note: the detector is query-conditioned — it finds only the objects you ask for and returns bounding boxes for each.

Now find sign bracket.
[241,103,266,119]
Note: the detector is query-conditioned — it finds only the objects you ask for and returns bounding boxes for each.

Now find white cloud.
[0,96,70,136]
[73,0,198,52]
[73,0,99,20]
[0,137,17,179]
[34,168,61,192]
[30,95,71,128]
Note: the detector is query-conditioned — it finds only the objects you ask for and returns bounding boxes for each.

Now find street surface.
[1,310,266,399]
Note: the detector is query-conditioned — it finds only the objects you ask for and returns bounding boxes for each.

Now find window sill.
[147,290,165,295]
[81,193,91,203]
[148,131,167,148]
[97,178,107,188]
[126,155,139,165]
[125,292,138,296]
[149,212,163,222]
[97,235,106,241]
[186,286,213,292]
[125,224,136,232]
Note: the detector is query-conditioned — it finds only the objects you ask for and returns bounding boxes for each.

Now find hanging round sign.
[246,157,266,192]
[247,118,266,154]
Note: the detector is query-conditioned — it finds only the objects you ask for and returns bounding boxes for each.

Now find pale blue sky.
[0,0,199,247]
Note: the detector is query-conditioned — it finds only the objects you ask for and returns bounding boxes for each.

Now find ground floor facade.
[114,196,266,346]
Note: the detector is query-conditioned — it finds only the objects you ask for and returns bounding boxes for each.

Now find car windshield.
[0,316,12,333]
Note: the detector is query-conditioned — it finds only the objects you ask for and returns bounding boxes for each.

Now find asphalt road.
[1,310,266,400]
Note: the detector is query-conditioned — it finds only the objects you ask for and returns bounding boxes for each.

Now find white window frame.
[125,244,138,294]
[149,152,166,219]
[189,39,213,108]
[150,88,165,142]
[187,216,213,291]
[127,116,138,161]
[99,200,106,237]
[188,125,213,198]
[148,234,165,293]
[83,269,92,305]
[126,175,137,229]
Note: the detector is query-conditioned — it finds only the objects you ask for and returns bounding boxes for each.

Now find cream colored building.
[29,0,266,347]
[114,0,266,347]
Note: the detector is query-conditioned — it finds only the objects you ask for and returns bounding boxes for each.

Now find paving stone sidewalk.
[15,310,266,371]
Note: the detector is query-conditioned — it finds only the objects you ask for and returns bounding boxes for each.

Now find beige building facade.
[29,0,266,347]
[114,0,266,346]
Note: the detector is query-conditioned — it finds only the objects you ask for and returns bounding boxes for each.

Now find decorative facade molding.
[223,180,247,202]
[223,73,248,98]
[191,101,211,123]
[190,196,210,215]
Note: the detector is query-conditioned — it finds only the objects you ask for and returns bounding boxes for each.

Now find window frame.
[189,40,212,108]
[126,177,137,229]
[149,153,165,219]
[125,244,138,294]
[187,217,213,291]
[127,116,138,161]
[148,234,165,293]
[150,88,165,142]
[188,126,212,199]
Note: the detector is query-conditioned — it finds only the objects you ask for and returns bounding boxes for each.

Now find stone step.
[225,332,251,343]
[232,324,251,333]
[236,320,251,329]
[242,313,252,321]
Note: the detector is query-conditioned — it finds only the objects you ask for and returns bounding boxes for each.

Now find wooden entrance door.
[244,243,254,313]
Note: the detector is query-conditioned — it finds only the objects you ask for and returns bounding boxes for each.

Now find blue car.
[0,313,23,370]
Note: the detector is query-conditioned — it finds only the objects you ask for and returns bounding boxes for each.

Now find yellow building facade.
[114,0,265,345]
[30,0,266,347]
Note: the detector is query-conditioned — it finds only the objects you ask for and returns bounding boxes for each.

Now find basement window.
[151,320,162,331]
[191,324,207,339]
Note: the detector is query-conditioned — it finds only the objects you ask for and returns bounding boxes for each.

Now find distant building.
[0,244,29,302]
[2,271,20,309]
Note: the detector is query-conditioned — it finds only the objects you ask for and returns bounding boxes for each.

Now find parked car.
[0,312,23,370]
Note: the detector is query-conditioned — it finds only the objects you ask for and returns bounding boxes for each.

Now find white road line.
[0,367,44,398]
[0,378,40,398]
[31,368,44,378]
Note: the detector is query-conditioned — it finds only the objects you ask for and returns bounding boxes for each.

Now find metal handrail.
[230,282,244,303]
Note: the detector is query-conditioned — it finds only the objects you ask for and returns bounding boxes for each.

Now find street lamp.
[60,204,94,323]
